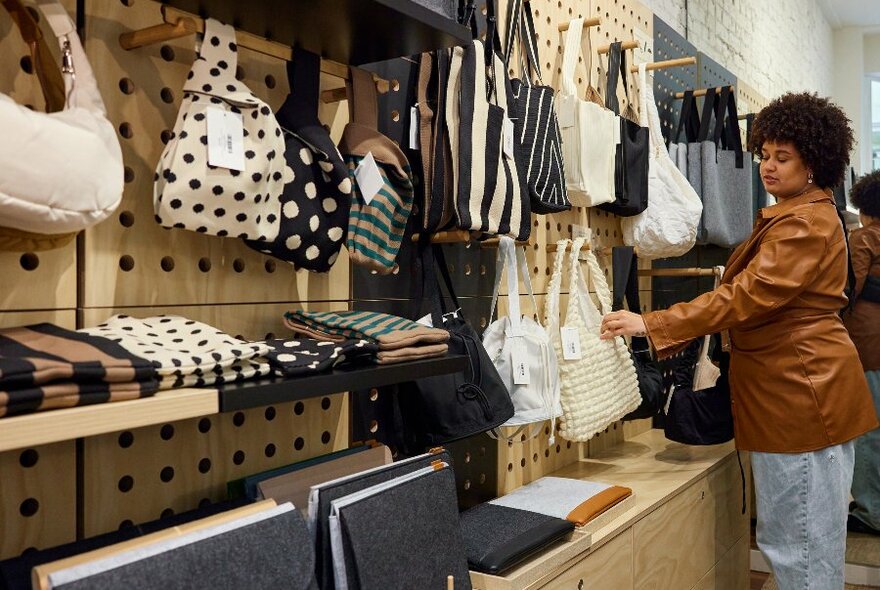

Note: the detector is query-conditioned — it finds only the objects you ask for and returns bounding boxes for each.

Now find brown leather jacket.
[843,221,880,371]
[644,188,878,452]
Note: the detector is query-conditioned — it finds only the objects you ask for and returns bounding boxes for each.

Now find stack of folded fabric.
[263,338,379,378]
[0,323,159,417]
[80,315,271,389]
[282,310,448,365]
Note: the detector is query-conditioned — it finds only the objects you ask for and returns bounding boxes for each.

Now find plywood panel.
[82,394,346,536]
[542,528,634,590]
[690,535,749,590]
[81,0,350,308]
[0,310,76,331]
[0,441,76,559]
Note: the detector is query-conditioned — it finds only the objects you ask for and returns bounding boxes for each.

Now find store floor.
[756,574,876,589]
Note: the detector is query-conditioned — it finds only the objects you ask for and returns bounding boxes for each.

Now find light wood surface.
[0,389,218,453]
[638,268,717,277]
[630,56,696,73]
[542,528,634,590]
[675,85,735,99]
[596,40,641,54]
[557,17,602,31]
[691,535,750,590]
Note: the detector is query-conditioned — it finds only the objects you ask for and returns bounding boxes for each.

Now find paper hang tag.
[503,117,515,160]
[409,105,420,150]
[510,338,530,385]
[557,96,575,129]
[561,326,582,361]
[354,152,384,205]
[415,313,433,327]
[206,106,245,171]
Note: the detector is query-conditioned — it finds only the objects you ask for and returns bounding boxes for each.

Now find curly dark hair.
[850,170,880,217]
[747,92,853,189]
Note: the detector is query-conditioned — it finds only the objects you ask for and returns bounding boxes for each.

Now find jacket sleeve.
[849,229,873,298]
[644,213,827,359]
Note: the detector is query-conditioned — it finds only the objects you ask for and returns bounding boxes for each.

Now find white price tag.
[206,107,245,171]
[561,326,582,360]
[511,338,530,385]
[354,152,384,205]
[557,96,575,129]
[415,313,433,327]
[503,117,515,160]
[409,105,420,150]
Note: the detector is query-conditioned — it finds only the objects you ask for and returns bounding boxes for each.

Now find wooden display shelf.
[217,354,469,411]
[158,0,471,66]
[469,430,739,590]
[0,389,218,453]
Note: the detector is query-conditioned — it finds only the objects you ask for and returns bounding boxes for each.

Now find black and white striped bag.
[504,0,570,214]
[446,1,531,241]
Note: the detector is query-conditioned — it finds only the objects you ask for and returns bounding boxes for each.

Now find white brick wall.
[642,0,833,100]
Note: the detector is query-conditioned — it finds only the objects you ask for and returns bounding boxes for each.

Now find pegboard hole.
[160,466,175,482]
[264,259,276,273]
[391,79,400,92]
[235,66,245,81]
[391,110,400,122]
[119,255,135,271]
[160,87,175,103]
[160,424,175,440]
[233,258,246,273]
[198,418,212,433]
[119,210,135,227]
[321,396,332,410]
[533,453,539,463]
[120,0,134,6]
[369,420,379,434]
[464,479,471,490]
[369,388,379,402]
[161,508,175,518]
[20,55,33,75]
[160,44,175,61]
[264,332,275,340]
[198,458,211,473]
[19,449,39,468]
[464,452,471,463]
[464,263,472,276]
[520,458,526,468]
[265,74,276,89]
[118,475,134,493]
[232,450,246,465]
[19,253,39,271]
[321,431,331,444]
[265,406,276,421]
[507,463,513,472]
[265,443,277,458]
[232,411,246,427]
[118,431,134,448]
[118,77,135,94]
[19,498,39,517]
[118,520,134,530]
[160,129,173,144]
[198,257,212,272]
[294,401,305,415]
[119,122,134,139]
[160,256,175,272]
[123,166,135,183]
[294,437,305,451]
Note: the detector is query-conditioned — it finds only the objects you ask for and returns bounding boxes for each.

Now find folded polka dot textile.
[264,338,378,377]
[80,315,271,390]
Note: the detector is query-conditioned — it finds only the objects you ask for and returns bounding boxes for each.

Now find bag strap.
[277,47,321,127]
[520,2,543,85]
[696,86,719,142]
[605,41,622,114]
[583,247,615,316]
[671,91,693,144]
[544,239,570,333]
[417,52,435,230]
[489,238,540,327]
[502,0,522,67]
[2,0,65,111]
[560,18,583,97]
[347,66,378,129]
[638,62,665,154]
[612,246,652,355]
[715,86,745,168]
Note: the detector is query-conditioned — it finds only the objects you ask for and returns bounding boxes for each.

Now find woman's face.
[759,140,813,199]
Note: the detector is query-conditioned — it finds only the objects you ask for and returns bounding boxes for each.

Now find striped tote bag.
[504,0,570,214]
[446,12,531,241]
[339,68,415,274]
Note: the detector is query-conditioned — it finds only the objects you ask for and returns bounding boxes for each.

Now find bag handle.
[489,237,540,327]
[611,246,652,355]
[276,47,321,127]
[560,18,583,97]
[2,0,65,111]
[696,266,725,366]
[417,52,436,229]
[347,66,378,129]
[696,86,719,142]
[604,41,623,114]
[519,2,543,85]
[714,86,745,168]
[671,90,697,144]
[544,239,570,333]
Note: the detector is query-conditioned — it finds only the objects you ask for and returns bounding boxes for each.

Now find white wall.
[833,28,870,173]
[641,0,834,99]
[864,33,880,74]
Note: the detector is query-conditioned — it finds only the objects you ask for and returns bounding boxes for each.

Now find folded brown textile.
[375,343,449,365]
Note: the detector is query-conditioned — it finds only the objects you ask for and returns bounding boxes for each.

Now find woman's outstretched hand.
[600,310,647,340]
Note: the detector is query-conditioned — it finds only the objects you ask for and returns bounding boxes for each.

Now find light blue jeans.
[752,440,855,590]
[851,370,880,529]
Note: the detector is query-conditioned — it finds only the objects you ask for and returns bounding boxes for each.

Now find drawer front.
[543,529,634,590]
[690,535,750,590]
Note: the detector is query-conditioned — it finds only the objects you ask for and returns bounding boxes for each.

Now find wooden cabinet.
[544,530,634,590]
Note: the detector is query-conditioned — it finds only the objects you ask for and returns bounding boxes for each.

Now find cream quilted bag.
[544,238,641,441]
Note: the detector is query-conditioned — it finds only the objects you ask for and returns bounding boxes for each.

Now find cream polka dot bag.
[153,18,290,241]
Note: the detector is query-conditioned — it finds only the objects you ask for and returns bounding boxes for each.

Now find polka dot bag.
[245,48,352,272]
[153,18,291,241]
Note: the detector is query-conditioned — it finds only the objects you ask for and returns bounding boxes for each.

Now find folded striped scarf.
[0,323,158,417]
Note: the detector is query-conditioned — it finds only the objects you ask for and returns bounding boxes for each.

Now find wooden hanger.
[674,85,734,99]
[629,56,695,73]
[1,0,65,111]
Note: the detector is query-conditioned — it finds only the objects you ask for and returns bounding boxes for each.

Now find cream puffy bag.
[621,64,702,260]
[0,0,123,250]
[544,238,640,441]
[154,18,289,241]
[691,266,724,391]
[556,18,617,208]
[483,237,562,441]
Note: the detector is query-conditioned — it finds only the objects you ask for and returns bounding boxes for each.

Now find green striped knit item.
[283,310,448,352]
[345,157,414,274]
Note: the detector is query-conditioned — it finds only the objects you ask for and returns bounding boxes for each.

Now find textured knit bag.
[597,42,649,218]
[446,2,530,240]
[544,238,641,441]
[620,64,702,260]
[0,0,123,251]
[483,237,562,440]
[503,0,570,214]
[245,48,351,271]
[340,67,415,274]
[154,18,289,241]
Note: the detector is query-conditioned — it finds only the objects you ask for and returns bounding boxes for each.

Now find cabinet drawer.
[542,529,633,590]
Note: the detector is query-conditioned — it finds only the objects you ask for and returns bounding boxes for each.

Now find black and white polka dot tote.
[153,18,291,241]
[245,48,351,272]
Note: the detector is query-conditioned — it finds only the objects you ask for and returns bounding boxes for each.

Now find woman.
[844,170,880,537]
[601,92,878,589]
